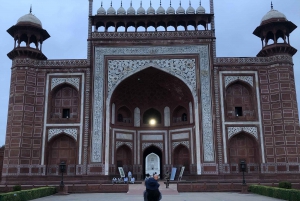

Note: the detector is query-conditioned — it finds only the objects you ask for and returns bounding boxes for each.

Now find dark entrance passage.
[143,145,163,179]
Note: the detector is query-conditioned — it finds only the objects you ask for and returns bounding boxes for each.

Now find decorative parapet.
[92,31,212,39]
[12,58,89,67]
[214,55,293,65]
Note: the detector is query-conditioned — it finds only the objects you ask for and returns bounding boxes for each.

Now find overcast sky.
[0,0,299,146]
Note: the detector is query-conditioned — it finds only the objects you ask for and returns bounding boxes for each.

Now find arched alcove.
[228,132,259,172]
[47,134,77,175]
[225,81,256,120]
[143,108,161,125]
[173,144,190,172]
[49,84,80,123]
[116,145,132,173]
[110,67,193,128]
[143,146,162,178]
[116,106,132,125]
[172,105,188,124]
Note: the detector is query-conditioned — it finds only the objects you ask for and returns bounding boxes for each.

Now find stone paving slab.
[30,182,285,201]
[31,192,285,201]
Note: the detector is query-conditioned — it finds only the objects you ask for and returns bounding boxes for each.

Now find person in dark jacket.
[143,177,162,201]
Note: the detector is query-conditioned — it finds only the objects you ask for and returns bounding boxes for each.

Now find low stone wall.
[0,184,128,193]
[177,182,300,192]
[177,182,243,192]
[66,184,128,193]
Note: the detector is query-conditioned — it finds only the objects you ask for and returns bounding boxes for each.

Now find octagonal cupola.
[253,2,297,57]
[7,6,50,60]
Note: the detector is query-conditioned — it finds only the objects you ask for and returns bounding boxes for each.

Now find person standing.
[143,177,162,201]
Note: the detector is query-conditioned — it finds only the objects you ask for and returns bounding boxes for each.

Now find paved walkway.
[32,182,285,201]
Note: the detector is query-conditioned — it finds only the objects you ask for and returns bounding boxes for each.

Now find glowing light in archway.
[149,119,156,126]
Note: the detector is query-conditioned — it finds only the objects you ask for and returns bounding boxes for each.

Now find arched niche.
[172,105,188,124]
[116,106,132,124]
[143,146,162,178]
[173,144,190,172]
[46,134,77,175]
[225,81,256,121]
[228,132,259,172]
[116,145,132,173]
[143,108,161,125]
[49,84,80,123]
[110,67,193,128]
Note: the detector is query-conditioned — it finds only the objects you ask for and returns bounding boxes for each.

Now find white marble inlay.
[116,133,133,140]
[172,133,189,140]
[225,76,253,88]
[227,127,258,140]
[172,141,190,149]
[48,128,77,141]
[51,78,80,90]
[116,141,133,149]
[142,135,163,141]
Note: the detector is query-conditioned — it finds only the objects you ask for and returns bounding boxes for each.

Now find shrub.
[279,181,292,189]
[249,185,300,201]
[0,186,56,201]
[13,185,22,191]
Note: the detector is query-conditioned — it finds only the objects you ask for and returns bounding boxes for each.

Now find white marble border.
[42,73,84,165]
[94,45,212,175]
[219,71,265,163]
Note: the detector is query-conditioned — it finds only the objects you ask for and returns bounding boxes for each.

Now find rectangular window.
[235,107,243,116]
[62,109,70,118]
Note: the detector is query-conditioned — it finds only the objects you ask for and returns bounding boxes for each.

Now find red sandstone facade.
[2,0,300,185]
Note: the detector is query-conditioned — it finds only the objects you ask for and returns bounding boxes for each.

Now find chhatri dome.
[127,1,136,15]
[176,1,185,14]
[261,2,287,24]
[107,1,116,15]
[117,1,126,15]
[147,1,155,15]
[137,1,145,15]
[17,7,42,28]
[97,2,106,15]
[186,1,195,14]
[166,1,175,14]
[156,0,165,14]
[196,1,205,14]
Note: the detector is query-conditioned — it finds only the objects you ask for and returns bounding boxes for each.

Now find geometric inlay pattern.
[48,128,78,141]
[172,141,190,150]
[51,78,80,91]
[116,141,133,150]
[227,127,258,140]
[142,143,163,151]
[224,76,253,88]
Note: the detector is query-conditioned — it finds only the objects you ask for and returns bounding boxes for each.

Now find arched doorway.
[116,145,132,173]
[228,132,259,172]
[47,134,77,175]
[143,145,163,179]
[173,144,190,172]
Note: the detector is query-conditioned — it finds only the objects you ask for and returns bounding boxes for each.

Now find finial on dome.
[29,5,32,14]
[189,1,191,6]
[130,0,132,6]
[200,0,201,6]
[160,0,161,6]
[150,0,152,6]
[271,1,273,9]
[140,1,142,6]
[101,1,103,7]
[121,0,123,7]
[180,0,181,6]
[170,0,171,7]
[111,1,112,7]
